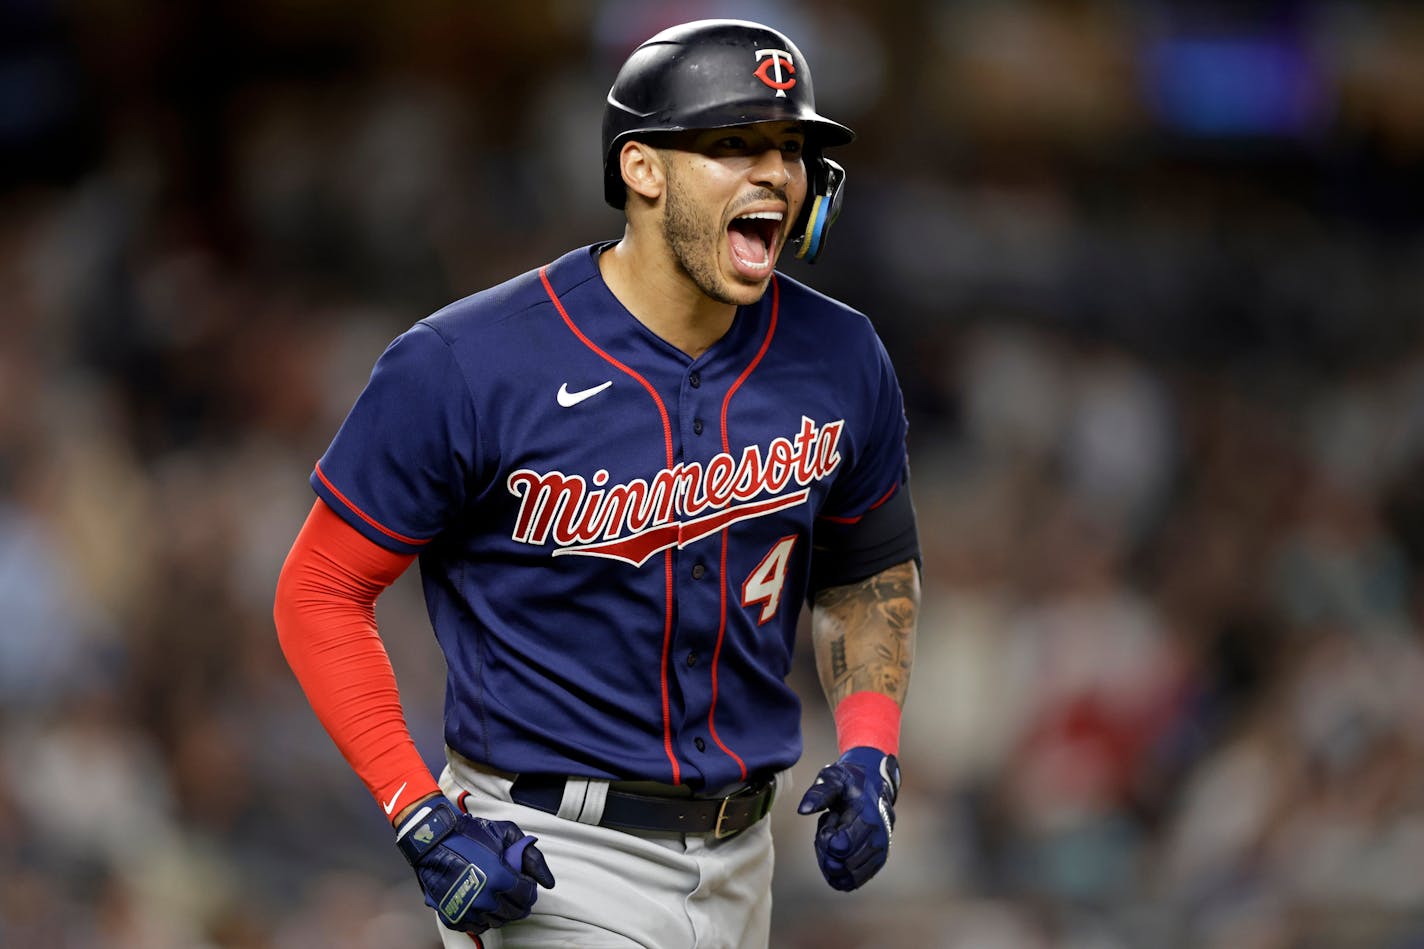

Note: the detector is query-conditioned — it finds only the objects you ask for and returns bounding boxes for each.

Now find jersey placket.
[668,363,738,787]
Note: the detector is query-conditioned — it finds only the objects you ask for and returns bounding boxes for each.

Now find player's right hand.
[395,795,555,933]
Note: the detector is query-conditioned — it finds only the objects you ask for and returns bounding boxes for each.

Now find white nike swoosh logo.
[557,381,612,407]
[382,781,408,816]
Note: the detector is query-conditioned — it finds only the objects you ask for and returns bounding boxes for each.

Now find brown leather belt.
[510,774,776,839]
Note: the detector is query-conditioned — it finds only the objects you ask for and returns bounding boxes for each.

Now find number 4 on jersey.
[742,536,798,624]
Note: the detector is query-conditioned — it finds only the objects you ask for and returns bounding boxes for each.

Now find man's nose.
[749,148,791,189]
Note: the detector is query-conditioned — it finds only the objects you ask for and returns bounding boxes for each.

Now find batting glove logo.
[439,864,487,924]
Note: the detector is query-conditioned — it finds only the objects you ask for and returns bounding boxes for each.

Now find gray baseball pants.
[434,753,776,949]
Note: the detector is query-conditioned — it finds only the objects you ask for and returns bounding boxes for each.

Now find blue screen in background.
[1142,32,1330,138]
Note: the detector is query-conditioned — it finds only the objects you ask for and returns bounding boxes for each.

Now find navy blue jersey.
[313,243,911,790]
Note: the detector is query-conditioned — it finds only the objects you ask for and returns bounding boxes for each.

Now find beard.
[661,162,746,307]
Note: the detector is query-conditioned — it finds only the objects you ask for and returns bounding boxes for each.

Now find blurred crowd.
[3,1,1424,947]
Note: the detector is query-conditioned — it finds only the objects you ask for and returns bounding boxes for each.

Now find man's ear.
[620,140,666,203]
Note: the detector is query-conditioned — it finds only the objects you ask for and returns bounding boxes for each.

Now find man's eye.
[781,141,804,156]
[717,136,749,150]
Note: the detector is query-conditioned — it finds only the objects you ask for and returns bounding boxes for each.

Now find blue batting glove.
[797,746,901,891]
[395,796,555,933]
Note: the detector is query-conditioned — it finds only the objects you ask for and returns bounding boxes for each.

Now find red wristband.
[833,691,901,756]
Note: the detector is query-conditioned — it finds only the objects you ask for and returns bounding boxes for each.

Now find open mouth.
[727,210,784,279]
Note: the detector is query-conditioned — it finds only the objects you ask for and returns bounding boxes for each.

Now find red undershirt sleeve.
[273,498,442,823]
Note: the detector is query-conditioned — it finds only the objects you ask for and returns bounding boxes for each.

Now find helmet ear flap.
[793,156,846,264]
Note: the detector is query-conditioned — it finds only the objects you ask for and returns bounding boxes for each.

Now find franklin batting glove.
[395,796,555,933]
[797,746,901,891]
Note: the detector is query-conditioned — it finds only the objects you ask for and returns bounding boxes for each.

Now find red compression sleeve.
[833,691,902,756]
[273,499,441,823]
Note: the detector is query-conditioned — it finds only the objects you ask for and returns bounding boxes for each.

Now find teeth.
[736,211,784,222]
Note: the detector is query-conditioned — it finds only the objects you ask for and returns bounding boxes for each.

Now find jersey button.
[686,651,698,667]
[693,418,704,435]
[689,372,701,388]
[694,737,706,752]
[692,563,706,580]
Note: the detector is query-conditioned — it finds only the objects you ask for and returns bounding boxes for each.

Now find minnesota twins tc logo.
[754,48,797,97]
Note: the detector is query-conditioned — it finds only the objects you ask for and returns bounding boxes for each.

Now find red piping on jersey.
[719,276,780,454]
[539,265,682,785]
[705,275,782,781]
[817,480,899,525]
[708,531,746,780]
[313,462,427,547]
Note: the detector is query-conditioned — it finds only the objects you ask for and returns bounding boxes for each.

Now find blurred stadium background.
[3,0,1424,946]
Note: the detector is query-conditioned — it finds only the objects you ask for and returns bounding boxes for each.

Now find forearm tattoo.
[830,637,848,681]
[811,559,919,708]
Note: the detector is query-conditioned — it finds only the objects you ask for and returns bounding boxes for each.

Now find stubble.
[661,159,742,306]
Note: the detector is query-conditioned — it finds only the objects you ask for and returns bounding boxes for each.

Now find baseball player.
[273,18,919,948]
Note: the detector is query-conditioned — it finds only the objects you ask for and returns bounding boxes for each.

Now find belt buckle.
[713,781,766,839]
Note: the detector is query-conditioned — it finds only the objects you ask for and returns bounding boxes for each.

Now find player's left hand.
[796,746,900,891]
